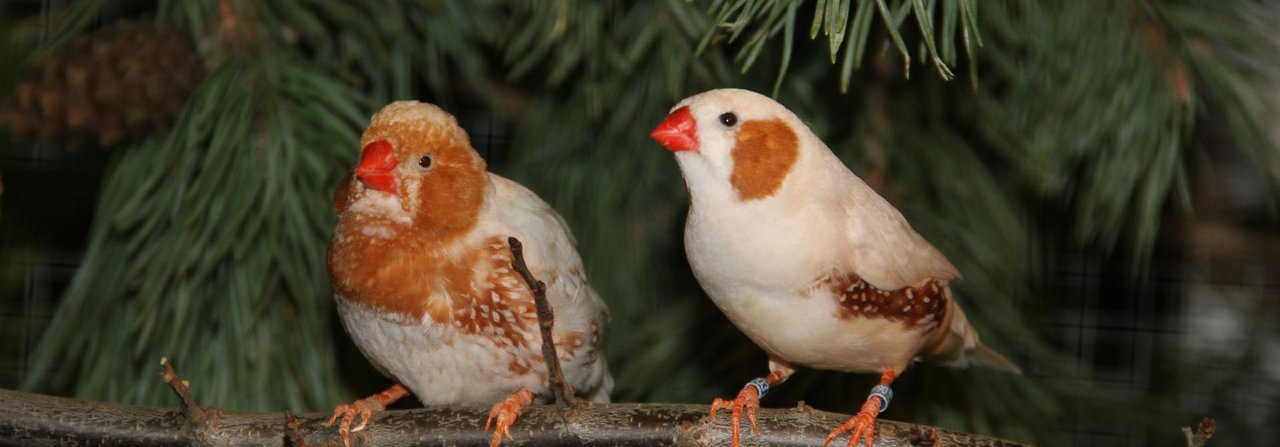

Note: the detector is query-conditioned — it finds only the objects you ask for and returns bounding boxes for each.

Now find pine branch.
[698,0,981,90]
[20,2,362,409]
[0,388,1027,447]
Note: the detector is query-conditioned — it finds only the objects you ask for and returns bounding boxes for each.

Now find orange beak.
[650,106,698,153]
[356,140,398,194]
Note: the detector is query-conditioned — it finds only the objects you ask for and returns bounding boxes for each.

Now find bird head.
[340,101,488,237]
[650,88,804,202]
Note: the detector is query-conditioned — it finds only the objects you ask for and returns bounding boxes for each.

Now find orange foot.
[823,398,882,447]
[710,385,762,447]
[325,384,411,447]
[485,388,534,447]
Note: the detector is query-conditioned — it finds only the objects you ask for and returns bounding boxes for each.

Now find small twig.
[160,356,207,427]
[284,411,310,447]
[508,236,577,410]
[1182,417,1216,447]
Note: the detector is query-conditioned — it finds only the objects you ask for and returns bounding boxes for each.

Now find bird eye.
[418,155,433,169]
[719,112,738,127]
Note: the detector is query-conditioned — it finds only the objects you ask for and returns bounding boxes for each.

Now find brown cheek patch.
[730,119,799,201]
[818,271,949,331]
[415,143,487,239]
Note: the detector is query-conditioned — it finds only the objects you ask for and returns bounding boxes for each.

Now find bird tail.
[970,341,1022,374]
[919,291,1021,374]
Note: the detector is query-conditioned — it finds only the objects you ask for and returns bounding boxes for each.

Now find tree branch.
[284,411,310,447]
[0,387,1025,447]
[160,357,207,427]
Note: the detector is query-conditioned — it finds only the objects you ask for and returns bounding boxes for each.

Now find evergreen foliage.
[8,0,1277,445]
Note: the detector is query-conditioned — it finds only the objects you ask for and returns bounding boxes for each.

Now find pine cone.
[2,19,203,148]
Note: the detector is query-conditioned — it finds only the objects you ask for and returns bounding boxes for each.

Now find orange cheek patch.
[730,118,799,201]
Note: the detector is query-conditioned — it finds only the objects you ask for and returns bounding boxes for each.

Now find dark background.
[2,1,1278,446]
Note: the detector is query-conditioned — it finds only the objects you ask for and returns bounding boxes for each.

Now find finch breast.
[332,235,598,405]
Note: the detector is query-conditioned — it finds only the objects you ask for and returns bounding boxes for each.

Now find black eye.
[719,112,738,127]
[418,155,433,169]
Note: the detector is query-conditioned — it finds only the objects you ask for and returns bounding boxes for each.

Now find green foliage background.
[6,1,1278,445]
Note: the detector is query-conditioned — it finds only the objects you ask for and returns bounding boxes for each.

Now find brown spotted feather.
[819,272,949,332]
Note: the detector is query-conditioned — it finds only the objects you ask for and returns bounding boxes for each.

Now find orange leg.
[325,383,411,447]
[485,388,535,447]
[823,369,897,447]
[710,360,795,447]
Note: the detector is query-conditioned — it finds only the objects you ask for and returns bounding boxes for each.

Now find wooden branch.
[507,236,577,410]
[0,274,1026,447]
[0,387,1027,447]
[284,411,310,447]
[160,357,207,427]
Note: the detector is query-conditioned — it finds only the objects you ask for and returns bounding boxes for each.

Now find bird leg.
[710,359,795,447]
[324,383,411,447]
[485,388,535,447]
[823,369,898,447]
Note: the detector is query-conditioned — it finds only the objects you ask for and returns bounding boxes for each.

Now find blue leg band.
[746,377,771,399]
[867,384,893,413]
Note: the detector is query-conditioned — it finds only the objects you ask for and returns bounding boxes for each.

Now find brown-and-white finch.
[650,89,1019,447]
[327,101,612,447]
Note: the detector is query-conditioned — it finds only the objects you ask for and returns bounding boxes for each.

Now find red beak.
[650,106,698,153]
[356,140,398,194]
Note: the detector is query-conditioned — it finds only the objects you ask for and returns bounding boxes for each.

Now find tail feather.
[971,342,1022,374]
[919,291,1021,374]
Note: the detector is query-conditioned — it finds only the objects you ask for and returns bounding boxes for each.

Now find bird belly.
[715,290,921,373]
[335,296,548,406]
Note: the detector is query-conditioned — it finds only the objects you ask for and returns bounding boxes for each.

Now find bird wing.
[837,170,960,290]
[482,174,606,316]
[481,173,612,400]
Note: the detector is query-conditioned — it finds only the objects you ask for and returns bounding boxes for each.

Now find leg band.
[867,384,893,413]
[746,377,771,398]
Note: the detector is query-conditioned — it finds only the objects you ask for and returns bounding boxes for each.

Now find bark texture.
[0,388,1026,447]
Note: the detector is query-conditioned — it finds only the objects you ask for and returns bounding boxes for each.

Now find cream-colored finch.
[650,89,1019,447]
[326,101,612,447]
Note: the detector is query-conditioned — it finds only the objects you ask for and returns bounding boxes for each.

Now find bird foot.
[485,388,534,447]
[822,398,882,447]
[324,384,410,447]
[709,385,762,447]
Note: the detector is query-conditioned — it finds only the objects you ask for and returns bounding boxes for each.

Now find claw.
[323,384,411,447]
[352,406,373,432]
[324,404,346,427]
[709,385,761,447]
[485,388,534,447]
[822,398,881,447]
[326,401,375,447]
